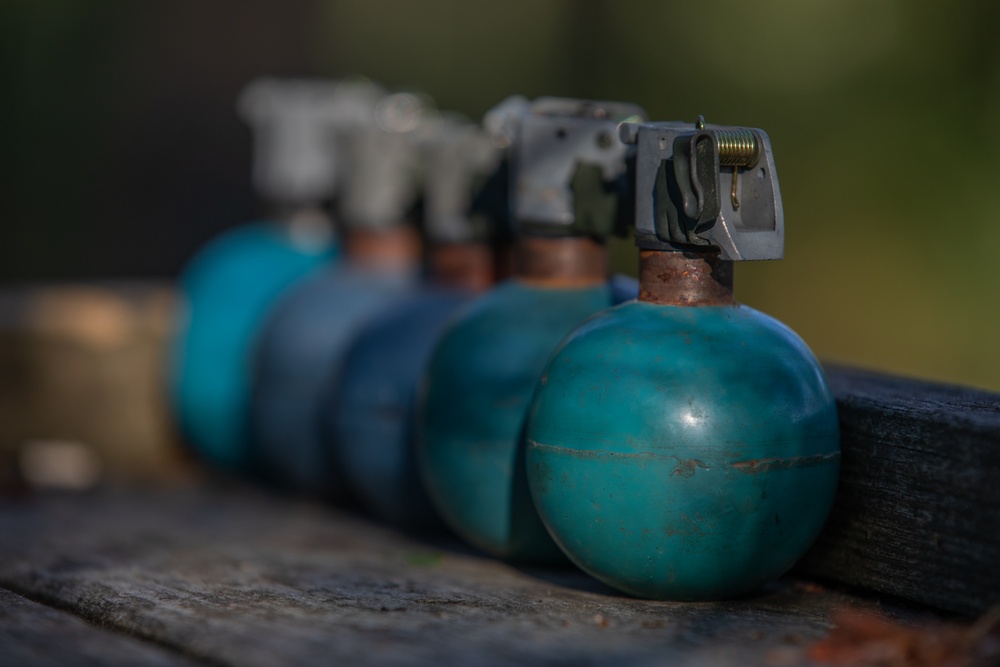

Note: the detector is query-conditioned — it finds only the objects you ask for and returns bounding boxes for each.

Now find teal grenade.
[170,78,353,471]
[417,97,648,561]
[326,114,504,530]
[249,90,429,496]
[525,118,840,599]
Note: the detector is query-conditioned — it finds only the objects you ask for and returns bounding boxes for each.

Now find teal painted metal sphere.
[171,223,335,470]
[417,279,616,562]
[249,264,416,496]
[326,288,468,531]
[525,301,840,599]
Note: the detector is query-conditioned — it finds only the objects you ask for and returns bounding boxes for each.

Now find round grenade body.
[171,223,335,470]
[249,264,416,496]
[326,288,470,530]
[417,279,615,562]
[525,301,840,599]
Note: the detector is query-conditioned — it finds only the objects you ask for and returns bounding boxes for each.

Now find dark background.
[3,0,1000,390]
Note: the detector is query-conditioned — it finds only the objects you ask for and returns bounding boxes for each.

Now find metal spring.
[716,128,761,167]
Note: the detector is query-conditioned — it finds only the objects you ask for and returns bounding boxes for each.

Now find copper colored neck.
[515,237,607,288]
[345,227,422,270]
[639,250,735,306]
[431,242,495,293]
[493,241,516,282]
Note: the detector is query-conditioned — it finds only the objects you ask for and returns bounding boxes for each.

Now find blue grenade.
[325,114,505,529]
[249,90,429,496]
[609,273,639,304]
[170,78,353,470]
[417,97,648,561]
[525,118,840,599]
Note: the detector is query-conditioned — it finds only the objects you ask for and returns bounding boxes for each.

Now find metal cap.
[506,97,647,238]
[621,119,784,261]
[464,96,531,243]
[237,78,384,206]
[421,115,503,244]
[337,91,435,231]
[483,95,530,149]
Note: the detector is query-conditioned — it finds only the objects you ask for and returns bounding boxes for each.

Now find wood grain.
[0,484,913,667]
[2,357,997,664]
[0,587,199,667]
[798,366,1000,616]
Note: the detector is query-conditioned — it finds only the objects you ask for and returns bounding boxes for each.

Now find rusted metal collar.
[638,249,735,306]
[345,226,422,269]
[430,242,495,293]
[515,237,607,288]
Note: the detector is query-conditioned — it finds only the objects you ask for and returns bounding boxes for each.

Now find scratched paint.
[527,443,838,474]
[525,300,840,600]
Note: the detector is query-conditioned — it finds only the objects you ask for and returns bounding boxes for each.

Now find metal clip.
[620,117,783,261]
[500,96,647,238]
[338,91,436,231]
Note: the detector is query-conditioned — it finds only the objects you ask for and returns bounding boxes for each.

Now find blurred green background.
[3,0,999,390]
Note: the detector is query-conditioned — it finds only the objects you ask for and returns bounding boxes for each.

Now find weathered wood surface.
[800,366,1000,616]
[0,483,929,667]
[0,587,199,667]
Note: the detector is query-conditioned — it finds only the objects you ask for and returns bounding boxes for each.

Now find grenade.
[171,78,351,470]
[524,118,840,599]
[249,89,429,496]
[325,113,504,530]
[417,97,648,561]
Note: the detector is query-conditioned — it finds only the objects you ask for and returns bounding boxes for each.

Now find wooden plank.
[0,587,200,667]
[1,358,995,661]
[0,484,926,667]
[799,365,1000,616]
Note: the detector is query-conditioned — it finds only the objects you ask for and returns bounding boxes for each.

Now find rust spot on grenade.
[732,452,839,473]
[671,458,708,477]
